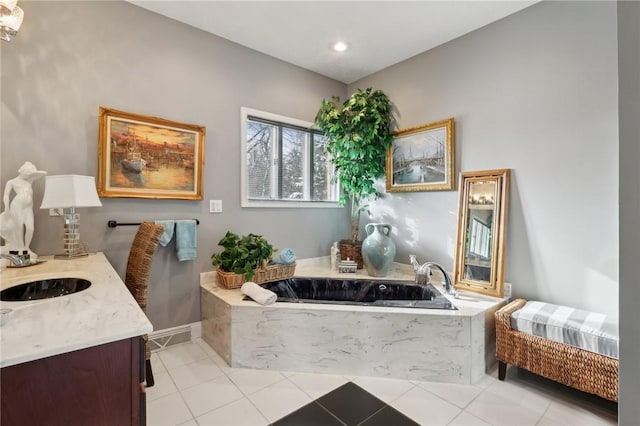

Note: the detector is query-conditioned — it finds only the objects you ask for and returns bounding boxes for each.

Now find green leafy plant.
[211,231,275,280]
[315,88,394,242]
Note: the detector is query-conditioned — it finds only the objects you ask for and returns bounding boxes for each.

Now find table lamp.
[40,175,102,259]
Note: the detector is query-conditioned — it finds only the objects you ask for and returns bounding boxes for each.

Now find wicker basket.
[216,262,296,289]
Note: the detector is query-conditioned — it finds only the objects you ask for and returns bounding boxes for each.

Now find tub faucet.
[0,253,26,267]
[409,255,457,296]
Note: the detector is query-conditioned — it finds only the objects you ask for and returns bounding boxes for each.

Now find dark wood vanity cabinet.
[1,336,145,426]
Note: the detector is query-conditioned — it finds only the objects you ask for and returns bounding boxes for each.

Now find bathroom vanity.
[0,253,152,426]
[202,257,507,385]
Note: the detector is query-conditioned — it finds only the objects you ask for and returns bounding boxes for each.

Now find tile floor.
[146,338,618,426]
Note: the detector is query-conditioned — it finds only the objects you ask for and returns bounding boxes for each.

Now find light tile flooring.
[146,339,617,426]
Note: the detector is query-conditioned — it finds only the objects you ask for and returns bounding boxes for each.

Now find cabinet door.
[1,337,143,426]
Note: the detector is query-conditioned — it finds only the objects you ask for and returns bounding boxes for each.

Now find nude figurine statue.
[0,161,47,259]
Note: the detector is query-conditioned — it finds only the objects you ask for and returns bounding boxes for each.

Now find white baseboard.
[191,321,202,339]
[149,321,201,351]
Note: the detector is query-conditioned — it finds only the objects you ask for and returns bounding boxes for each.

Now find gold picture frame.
[98,107,205,200]
[386,118,455,192]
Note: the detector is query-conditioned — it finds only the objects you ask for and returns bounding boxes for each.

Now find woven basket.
[216,262,296,289]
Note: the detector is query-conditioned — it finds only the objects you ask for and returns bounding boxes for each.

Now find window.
[468,217,491,259]
[241,107,340,208]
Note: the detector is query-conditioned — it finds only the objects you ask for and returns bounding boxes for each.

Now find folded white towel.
[241,282,277,305]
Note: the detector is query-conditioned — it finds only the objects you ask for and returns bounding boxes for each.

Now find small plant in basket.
[211,231,275,281]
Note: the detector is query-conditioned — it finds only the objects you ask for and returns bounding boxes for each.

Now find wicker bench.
[495,298,618,402]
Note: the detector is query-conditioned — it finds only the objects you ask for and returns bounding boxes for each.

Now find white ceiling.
[129,1,539,84]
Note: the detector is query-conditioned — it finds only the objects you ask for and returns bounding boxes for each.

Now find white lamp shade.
[40,175,103,209]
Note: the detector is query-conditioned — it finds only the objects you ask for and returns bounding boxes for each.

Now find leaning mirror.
[453,169,510,297]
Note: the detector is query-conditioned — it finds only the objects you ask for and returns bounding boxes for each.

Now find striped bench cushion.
[511,301,618,359]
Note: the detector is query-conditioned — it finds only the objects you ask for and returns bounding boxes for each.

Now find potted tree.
[315,88,394,267]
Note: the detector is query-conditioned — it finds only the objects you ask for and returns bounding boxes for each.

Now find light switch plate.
[49,208,64,216]
[209,200,222,213]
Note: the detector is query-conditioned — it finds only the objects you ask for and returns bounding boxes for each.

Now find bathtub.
[258,278,457,310]
[201,257,506,384]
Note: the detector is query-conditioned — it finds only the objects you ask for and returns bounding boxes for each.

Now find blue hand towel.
[175,219,197,261]
[273,248,296,265]
[155,220,175,247]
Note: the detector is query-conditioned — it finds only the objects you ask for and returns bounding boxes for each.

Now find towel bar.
[107,219,200,228]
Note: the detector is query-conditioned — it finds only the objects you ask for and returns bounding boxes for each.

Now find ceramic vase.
[362,223,396,277]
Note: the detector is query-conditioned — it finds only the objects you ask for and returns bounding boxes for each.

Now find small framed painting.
[98,107,205,200]
[386,118,455,192]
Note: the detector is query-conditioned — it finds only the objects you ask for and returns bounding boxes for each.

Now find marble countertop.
[201,256,506,317]
[0,252,153,368]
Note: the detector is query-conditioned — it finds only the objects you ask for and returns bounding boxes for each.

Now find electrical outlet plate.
[503,282,512,299]
[49,208,63,217]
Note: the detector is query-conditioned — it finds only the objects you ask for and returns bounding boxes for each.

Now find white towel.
[241,282,277,305]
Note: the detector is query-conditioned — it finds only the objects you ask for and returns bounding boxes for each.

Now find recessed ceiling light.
[332,41,348,52]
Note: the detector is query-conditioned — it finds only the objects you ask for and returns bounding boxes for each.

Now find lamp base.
[53,252,89,260]
[56,210,88,260]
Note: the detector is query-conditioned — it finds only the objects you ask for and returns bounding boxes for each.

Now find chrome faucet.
[409,255,457,296]
[0,253,26,267]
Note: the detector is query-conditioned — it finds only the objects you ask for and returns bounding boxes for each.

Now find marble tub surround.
[0,252,152,367]
[201,257,507,384]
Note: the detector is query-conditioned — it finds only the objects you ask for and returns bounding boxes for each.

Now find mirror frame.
[453,169,510,298]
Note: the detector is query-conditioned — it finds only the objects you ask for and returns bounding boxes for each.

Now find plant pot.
[339,240,363,269]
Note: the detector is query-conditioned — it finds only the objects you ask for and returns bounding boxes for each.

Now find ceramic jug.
[362,223,396,277]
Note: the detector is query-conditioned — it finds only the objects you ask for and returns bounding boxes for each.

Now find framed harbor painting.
[386,118,455,192]
[97,107,205,200]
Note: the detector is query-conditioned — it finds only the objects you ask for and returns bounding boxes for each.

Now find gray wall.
[0,2,625,330]
[1,1,348,329]
[618,0,639,423]
[350,1,620,317]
